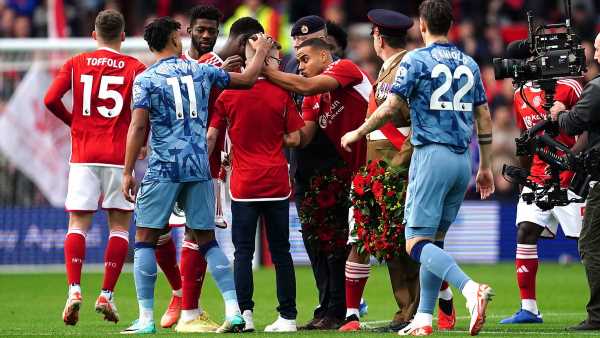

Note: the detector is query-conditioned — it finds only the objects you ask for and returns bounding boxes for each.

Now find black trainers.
[371,321,410,332]
[568,320,600,331]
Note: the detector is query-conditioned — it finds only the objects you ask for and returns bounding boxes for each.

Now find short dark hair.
[229,17,264,38]
[143,17,181,52]
[381,34,406,49]
[325,21,347,52]
[419,0,453,36]
[189,5,222,25]
[298,37,333,52]
[95,9,124,42]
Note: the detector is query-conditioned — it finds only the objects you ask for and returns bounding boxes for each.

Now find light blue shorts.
[404,144,471,239]
[134,180,215,230]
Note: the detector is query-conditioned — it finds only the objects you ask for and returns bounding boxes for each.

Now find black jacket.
[559,76,600,150]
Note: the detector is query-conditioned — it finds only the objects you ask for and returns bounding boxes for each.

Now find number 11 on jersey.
[166,76,198,120]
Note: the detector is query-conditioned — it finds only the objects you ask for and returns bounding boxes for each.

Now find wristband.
[478,133,492,145]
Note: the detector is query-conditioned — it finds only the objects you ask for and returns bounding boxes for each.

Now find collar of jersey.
[432,41,453,47]
[97,46,121,54]
[157,55,178,63]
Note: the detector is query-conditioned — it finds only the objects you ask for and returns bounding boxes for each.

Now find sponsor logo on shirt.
[522,114,542,129]
[319,98,343,129]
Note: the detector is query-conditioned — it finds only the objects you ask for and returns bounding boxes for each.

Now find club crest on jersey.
[532,95,542,107]
[376,83,392,102]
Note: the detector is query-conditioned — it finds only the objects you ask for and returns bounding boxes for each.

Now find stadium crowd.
[1,0,600,206]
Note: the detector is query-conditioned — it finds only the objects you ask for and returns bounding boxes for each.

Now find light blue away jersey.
[133,56,230,182]
[391,42,487,153]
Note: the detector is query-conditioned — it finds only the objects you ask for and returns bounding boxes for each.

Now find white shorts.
[168,178,229,227]
[65,165,133,212]
[516,187,585,238]
[348,205,357,244]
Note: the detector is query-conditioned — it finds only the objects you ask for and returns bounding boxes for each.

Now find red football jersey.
[513,79,582,187]
[45,47,146,166]
[211,79,304,200]
[302,59,369,174]
[183,50,226,178]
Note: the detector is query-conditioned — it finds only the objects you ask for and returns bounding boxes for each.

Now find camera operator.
[551,32,600,331]
[501,78,585,325]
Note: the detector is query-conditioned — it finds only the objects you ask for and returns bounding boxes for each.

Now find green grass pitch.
[0,263,595,337]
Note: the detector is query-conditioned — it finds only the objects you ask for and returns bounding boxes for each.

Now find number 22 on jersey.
[429,64,474,111]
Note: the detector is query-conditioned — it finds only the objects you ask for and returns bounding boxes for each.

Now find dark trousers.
[231,199,297,319]
[579,182,600,323]
[295,195,346,320]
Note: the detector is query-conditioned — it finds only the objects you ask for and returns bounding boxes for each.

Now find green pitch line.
[0,263,592,337]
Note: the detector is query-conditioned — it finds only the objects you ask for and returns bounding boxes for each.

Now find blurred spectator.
[325,20,347,58]
[224,0,290,52]
[491,104,520,199]
[13,15,31,37]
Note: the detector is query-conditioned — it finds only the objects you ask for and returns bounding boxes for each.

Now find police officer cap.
[367,9,413,36]
[291,15,326,37]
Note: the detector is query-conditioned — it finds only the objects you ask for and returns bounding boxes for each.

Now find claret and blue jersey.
[133,56,230,182]
[391,42,487,153]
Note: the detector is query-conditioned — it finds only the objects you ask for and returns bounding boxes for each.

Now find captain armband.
[478,133,493,145]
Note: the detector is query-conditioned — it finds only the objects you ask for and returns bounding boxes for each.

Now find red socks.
[155,234,182,292]
[345,262,370,314]
[516,244,538,300]
[101,230,129,291]
[181,240,207,310]
[64,229,86,285]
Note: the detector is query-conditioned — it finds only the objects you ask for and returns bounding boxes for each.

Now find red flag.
[47,0,66,38]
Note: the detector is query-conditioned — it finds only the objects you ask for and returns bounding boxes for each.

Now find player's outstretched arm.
[228,34,272,89]
[474,103,495,200]
[44,59,73,126]
[262,67,339,96]
[340,93,408,152]
[122,107,149,203]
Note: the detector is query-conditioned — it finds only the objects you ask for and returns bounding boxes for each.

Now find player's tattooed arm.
[359,94,408,135]
[474,103,495,199]
[122,108,149,202]
[340,94,408,152]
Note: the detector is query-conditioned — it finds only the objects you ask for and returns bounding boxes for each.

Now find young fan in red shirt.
[263,37,370,329]
[44,10,146,326]
[207,41,304,332]
[500,79,585,324]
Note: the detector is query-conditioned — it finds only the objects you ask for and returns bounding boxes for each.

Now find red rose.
[328,181,343,194]
[386,190,395,197]
[314,208,327,222]
[352,174,369,196]
[311,176,323,188]
[319,228,334,241]
[317,189,336,208]
[353,208,364,224]
[372,180,384,201]
[357,226,365,239]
